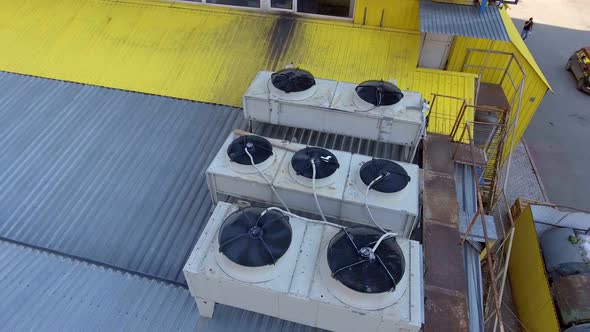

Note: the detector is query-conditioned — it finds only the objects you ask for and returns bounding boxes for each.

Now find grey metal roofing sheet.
[419,1,509,41]
[0,71,243,283]
[0,239,320,331]
[0,239,199,331]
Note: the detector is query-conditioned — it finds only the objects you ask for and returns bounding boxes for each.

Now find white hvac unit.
[330,81,425,148]
[272,143,352,218]
[206,133,288,204]
[183,202,424,332]
[208,132,420,238]
[341,154,420,237]
[242,70,338,125]
[242,70,427,162]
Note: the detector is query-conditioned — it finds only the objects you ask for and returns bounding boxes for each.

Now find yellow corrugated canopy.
[0,0,474,126]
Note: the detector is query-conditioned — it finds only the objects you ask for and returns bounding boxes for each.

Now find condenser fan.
[360,159,411,193]
[355,80,404,106]
[227,135,273,166]
[218,207,292,267]
[271,68,316,93]
[291,147,339,179]
[327,226,405,294]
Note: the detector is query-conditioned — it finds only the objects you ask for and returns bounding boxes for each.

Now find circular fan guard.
[355,80,404,106]
[327,226,405,294]
[291,147,340,180]
[218,207,292,267]
[227,135,273,166]
[360,159,410,193]
[271,69,316,93]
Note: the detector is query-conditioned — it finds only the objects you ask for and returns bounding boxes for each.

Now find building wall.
[446,36,549,155]
[353,0,420,30]
[507,206,560,332]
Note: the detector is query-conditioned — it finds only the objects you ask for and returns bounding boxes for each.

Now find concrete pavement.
[508,0,590,210]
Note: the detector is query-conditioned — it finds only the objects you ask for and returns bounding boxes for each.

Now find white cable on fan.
[244,147,291,213]
[311,160,328,223]
[371,232,398,253]
[364,174,401,253]
[365,174,387,233]
[261,207,342,229]
[356,88,383,113]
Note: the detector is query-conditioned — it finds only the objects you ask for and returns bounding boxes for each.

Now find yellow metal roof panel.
[499,8,551,91]
[0,0,417,106]
[406,69,476,136]
[0,0,474,123]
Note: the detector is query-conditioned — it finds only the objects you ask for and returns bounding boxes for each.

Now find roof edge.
[498,7,552,92]
[0,235,188,289]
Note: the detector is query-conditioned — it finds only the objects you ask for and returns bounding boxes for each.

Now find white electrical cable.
[371,232,398,253]
[356,88,383,113]
[364,174,387,233]
[363,173,402,253]
[311,160,328,223]
[261,206,343,229]
[244,147,290,213]
[250,146,395,254]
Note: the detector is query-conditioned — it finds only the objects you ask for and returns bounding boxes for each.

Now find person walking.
[521,18,534,40]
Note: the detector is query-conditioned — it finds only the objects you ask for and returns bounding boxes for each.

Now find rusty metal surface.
[477,83,511,110]
[422,132,469,330]
[553,274,590,326]
[424,134,454,175]
[423,220,468,293]
[452,143,487,166]
[424,286,469,332]
[423,173,459,225]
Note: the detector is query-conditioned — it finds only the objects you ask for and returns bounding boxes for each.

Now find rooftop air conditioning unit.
[340,154,420,237]
[242,70,427,162]
[207,132,420,238]
[184,202,424,332]
[206,133,288,204]
[271,143,352,219]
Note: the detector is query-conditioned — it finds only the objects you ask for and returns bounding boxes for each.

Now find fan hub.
[359,247,375,261]
[249,226,264,239]
[327,226,405,294]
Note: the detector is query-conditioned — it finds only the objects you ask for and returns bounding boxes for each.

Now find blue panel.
[419,2,510,41]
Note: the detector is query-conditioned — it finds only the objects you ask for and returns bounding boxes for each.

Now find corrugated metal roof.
[0,239,200,331]
[0,0,475,117]
[0,71,243,283]
[0,238,321,331]
[419,1,510,41]
[0,0,420,107]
